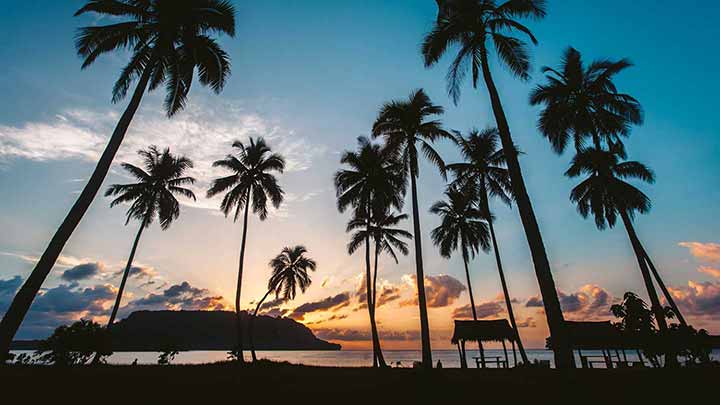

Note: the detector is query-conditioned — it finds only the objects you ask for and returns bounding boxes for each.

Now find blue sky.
[0,0,718,347]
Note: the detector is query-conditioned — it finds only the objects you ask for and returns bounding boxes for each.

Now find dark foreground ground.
[1,361,716,403]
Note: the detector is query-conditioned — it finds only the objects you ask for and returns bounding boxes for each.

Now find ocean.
[16,348,714,368]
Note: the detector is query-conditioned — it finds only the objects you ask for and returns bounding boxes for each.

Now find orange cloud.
[679,241,720,263]
[698,266,720,279]
[668,280,720,319]
[400,274,466,308]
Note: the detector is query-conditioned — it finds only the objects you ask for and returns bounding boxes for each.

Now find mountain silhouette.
[12,310,340,351]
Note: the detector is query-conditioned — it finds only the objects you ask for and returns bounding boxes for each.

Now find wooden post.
[457,342,466,369]
[511,340,518,367]
[461,340,468,369]
[501,340,509,368]
[478,340,486,368]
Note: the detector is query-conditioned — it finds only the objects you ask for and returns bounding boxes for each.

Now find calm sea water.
[13,349,718,368]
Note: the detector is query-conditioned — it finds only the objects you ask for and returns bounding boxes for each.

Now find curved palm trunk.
[640,245,687,326]
[234,190,251,364]
[0,63,155,359]
[107,222,146,329]
[365,218,386,367]
[618,210,677,367]
[478,48,573,368]
[92,220,146,363]
[372,241,380,312]
[480,188,529,364]
[461,253,478,320]
[249,288,272,363]
[409,162,433,368]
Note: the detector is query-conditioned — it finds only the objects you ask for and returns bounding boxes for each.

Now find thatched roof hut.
[451,319,516,344]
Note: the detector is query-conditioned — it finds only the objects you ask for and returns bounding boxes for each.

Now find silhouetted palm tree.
[565,144,672,334]
[530,46,643,152]
[371,89,450,368]
[249,246,316,362]
[430,185,489,322]
[208,137,285,363]
[0,0,235,357]
[335,136,406,368]
[347,209,412,317]
[422,0,574,368]
[447,128,529,363]
[105,146,196,328]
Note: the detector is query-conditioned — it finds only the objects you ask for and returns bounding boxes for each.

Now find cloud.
[698,266,720,279]
[0,102,327,216]
[679,242,720,263]
[668,280,720,319]
[313,328,420,342]
[61,262,104,281]
[525,284,613,320]
[400,274,466,308]
[452,300,505,319]
[114,265,157,280]
[288,292,352,321]
[0,252,96,269]
[516,317,537,328]
[124,281,228,313]
[376,284,402,307]
[0,276,23,313]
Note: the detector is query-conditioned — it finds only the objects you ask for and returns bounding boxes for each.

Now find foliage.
[106,146,197,229]
[430,184,490,261]
[611,292,672,367]
[268,246,317,301]
[35,320,111,366]
[158,344,181,365]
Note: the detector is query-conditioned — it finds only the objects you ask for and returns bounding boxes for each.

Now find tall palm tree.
[564,144,672,335]
[371,89,451,368]
[0,0,235,357]
[207,137,285,363]
[532,47,687,328]
[447,128,529,363]
[249,246,316,362]
[529,46,643,152]
[422,0,574,368]
[430,185,490,324]
[335,136,406,368]
[104,146,196,329]
[347,210,412,312]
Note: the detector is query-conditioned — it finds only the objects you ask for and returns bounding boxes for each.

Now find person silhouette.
[131,358,138,366]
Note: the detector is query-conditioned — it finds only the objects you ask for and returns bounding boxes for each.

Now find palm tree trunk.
[92,220,146,364]
[0,60,156,359]
[365,217,386,367]
[618,210,668,331]
[480,187,529,364]
[234,190,251,364]
[478,47,573,368]
[372,240,380,312]
[249,288,272,363]
[639,245,687,326]
[409,161,433,368]
[107,221,146,329]
[461,252,478,320]
[619,210,679,367]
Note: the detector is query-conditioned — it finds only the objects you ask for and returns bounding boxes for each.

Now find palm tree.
[208,137,285,363]
[422,0,574,368]
[446,128,529,363]
[0,0,235,357]
[249,246,316,362]
[105,146,196,329]
[371,89,451,368]
[347,210,412,313]
[430,185,490,324]
[335,137,406,368]
[564,144,673,337]
[529,46,643,152]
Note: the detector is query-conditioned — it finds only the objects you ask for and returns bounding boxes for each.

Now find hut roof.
[564,321,639,350]
[451,319,515,343]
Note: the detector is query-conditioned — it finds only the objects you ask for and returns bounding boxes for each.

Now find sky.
[0,0,719,350]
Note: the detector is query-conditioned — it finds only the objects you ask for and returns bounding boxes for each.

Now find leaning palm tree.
[430,185,490,325]
[0,0,235,357]
[347,209,412,316]
[447,128,529,363]
[371,89,450,368]
[565,144,672,334]
[422,0,574,367]
[249,246,316,362]
[105,146,196,329]
[207,137,285,363]
[335,137,406,368]
[529,46,643,152]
